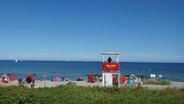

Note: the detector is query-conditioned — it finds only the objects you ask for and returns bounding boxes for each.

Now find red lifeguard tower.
[101,52,121,87]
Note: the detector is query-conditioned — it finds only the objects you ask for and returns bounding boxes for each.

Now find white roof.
[101,52,120,55]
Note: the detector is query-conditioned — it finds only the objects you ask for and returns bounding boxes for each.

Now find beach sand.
[1,80,184,89]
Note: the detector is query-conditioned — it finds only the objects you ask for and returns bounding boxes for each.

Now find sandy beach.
[1,80,184,90]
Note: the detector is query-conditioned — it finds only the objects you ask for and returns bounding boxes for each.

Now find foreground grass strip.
[0,85,184,104]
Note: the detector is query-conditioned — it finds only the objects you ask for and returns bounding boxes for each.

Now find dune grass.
[143,79,171,85]
[0,85,184,104]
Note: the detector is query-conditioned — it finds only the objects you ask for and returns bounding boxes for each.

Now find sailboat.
[15,59,18,63]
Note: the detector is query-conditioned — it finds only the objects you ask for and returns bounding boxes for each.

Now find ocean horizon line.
[0,59,183,64]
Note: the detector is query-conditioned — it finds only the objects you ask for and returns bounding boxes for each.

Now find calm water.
[0,60,184,82]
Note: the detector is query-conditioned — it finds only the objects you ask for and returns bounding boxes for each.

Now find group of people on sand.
[0,73,36,85]
[0,73,15,83]
[1,72,69,84]
[17,73,36,86]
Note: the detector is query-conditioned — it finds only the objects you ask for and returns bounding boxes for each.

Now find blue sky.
[0,0,184,62]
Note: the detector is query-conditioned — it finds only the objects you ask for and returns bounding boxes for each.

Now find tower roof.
[101,52,120,55]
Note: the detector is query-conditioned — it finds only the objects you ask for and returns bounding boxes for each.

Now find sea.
[0,60,184,82]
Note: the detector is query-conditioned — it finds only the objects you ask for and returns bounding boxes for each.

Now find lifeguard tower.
[101,52,121,87]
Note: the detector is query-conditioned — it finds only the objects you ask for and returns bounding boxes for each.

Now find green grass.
[0,85,184,104]
[143,79,171,85]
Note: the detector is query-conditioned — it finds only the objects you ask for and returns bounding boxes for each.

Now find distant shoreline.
[0,60,184,64]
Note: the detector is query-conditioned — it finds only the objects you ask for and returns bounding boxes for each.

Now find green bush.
[0,85,184,104]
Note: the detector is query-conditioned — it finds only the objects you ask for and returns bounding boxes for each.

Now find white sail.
[15,59,18,63]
